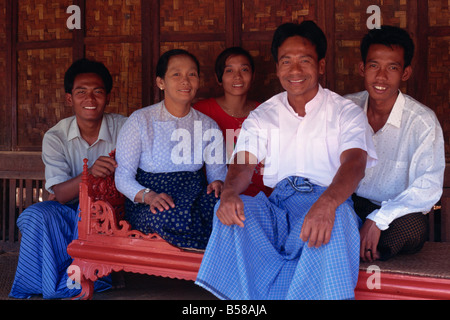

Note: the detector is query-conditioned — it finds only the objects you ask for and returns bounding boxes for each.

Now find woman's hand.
[144,191,175,214]
[207,180,224,198]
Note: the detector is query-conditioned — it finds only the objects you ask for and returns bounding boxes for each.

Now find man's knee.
[17,201,73,231]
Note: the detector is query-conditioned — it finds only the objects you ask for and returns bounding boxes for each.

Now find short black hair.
[156,49,200,79]
[215,47,255,83]
[360,25,415,68]
[271,20,327,62]
[64,58,113,94]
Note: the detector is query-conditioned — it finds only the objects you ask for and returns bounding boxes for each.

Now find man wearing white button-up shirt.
[196,21,377,300]
[346,26,445,262]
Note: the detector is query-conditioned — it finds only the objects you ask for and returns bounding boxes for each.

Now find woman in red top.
[194,47,272,197]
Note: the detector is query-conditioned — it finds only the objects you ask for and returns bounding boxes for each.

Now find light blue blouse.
[115,101,228,202]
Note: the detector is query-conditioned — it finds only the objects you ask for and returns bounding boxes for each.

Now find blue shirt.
[42,113,127,194]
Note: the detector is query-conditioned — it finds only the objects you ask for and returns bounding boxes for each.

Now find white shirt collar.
[364,90,405,129]
[283,85,325,118]
[67,115,111,144]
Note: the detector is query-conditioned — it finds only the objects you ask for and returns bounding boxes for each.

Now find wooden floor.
[356,242,450,299]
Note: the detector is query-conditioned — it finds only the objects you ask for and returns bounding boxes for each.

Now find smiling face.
[220,54,254,97]
[359,44,412,108]
[156,54,200,109]
[65,73,109,123]
[276,36,325,105]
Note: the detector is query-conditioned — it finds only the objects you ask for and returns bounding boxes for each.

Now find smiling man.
[346,26,445,262]
[196,21,377,300]
[9,59,127,299]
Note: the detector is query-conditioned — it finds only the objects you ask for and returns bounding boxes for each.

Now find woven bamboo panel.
[86,43,142,116]
[242,40,283,103]
[428,36,450,158]
[160,41,226,102]
[334,39,365,96]
[428,0,450,27]
[18,0,73,42]
[17,48,73,148]
[242,0,313,32]
[335,0,409,33]
[160,0,225,33]
[86,0,142,37]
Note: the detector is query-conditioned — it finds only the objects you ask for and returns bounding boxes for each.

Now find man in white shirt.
[346,26,445,262]
[10,59,127,299]
[196,21,376,300]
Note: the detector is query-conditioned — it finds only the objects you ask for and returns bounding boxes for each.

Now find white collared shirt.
[234,85,377,188]
[42,113,127,193]
[345,90,445,230]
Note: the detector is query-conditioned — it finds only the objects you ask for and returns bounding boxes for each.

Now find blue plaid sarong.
[195,177,361,300]
[9,201,111,299]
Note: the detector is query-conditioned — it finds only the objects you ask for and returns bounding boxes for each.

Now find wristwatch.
[142,188,151,204]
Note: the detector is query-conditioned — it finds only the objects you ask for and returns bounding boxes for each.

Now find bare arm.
[52,156,118,204]
[300,148,367,247]
[215,151,257,227]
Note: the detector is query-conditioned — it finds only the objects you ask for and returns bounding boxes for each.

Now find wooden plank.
[160,32,226,42]
[441,188,450,242]
[444,163,450,188]
[17,179,23,216]
[4,0,15,151]
[1,179,6,242]
[0,152,45,176]
[16,39,74,51]
[416,0,429,105]
[228,0,242,48]
[150,0,161,105]
[84,35,141,46]
[322,0,335,91]
[406,0,419,98]
[25,179,33,209]
[8,179,16,242]
[73,0,86,62]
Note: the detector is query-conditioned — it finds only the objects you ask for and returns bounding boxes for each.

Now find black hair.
[156,49,200,79]
[360,25,415,68]
[271,20,327,62]
[64,58,113,94]
[215,47,255,83]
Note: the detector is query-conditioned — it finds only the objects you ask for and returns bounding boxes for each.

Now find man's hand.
[300,196,336,248]
[359,219,381,262]
[207,180,224,198]
[299,148,367,248]
[215,189,246,228]
[89,156,118,178]
[144,191,175,214]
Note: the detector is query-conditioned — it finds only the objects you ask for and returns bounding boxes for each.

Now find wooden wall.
[0,0,448,156]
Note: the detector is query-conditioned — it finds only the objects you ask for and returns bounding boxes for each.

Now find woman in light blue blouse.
[115,49,227,250]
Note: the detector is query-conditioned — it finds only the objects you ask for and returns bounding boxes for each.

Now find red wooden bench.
[67,156,203,300]
[67,155,450,300]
